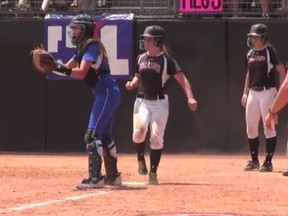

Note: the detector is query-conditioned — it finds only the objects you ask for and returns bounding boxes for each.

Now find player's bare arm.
[126,74,139,90]
[173,72,197,111]
[66,58,78,69]
[264,70,288,130]
[241,70,250,107]
[68,60,91,79]
[269,72,288,114]
[264,65,286,136]
[275,64,286,86]
[52,58,91,79]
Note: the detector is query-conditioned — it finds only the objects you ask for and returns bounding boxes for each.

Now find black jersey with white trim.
[246,44,280,87]
[135,52,181,97]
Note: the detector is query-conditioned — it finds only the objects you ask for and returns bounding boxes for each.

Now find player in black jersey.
[241,23,286,172]
[125,25,198,184]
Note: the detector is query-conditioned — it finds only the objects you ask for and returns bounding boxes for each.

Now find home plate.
[122,181,147,186]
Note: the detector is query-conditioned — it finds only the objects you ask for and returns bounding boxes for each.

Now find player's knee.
[133,134,145,143]
[84,129,95,144]
[102,137,117,158]
[150,135,163,149]
[246,126,258,138]
[86,139,103,157]
[133,129,147,143]
[84,129,103,156]
[264,128,276,138]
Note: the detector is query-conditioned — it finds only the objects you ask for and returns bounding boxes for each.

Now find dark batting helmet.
[247,23,268,37]
[139,25,165,46]
[247,23,268,47]
[68,14,95,46]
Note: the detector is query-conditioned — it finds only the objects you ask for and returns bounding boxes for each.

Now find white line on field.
[0,190,107,214]
[122,181,147,186]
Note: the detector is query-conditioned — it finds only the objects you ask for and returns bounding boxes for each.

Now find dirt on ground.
[0,153,288,216]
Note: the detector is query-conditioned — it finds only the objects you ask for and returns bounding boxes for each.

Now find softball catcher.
[125,25,197,184]
[33,14,122,189]
[242,23,286,172]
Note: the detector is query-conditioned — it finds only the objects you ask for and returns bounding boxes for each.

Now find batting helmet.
[247,23,268,37]
[247,23,268,47]
[69,14,95,46]
[139,25,165,46]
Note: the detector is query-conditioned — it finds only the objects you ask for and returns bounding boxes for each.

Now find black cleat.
[244,160,260,171]
[104,172,122,186]
[259,161,273,172]
[148,172,158,185]
[76,176,105,190]
[138,159,148,175]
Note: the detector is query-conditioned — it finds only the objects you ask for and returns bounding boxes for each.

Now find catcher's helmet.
[69,14,95,46]
[139,25,165,46]
[247,23,268,37]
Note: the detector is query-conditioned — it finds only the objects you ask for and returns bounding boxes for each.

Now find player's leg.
[283,132,288,176]
[260,88,277,172]
[101,113,122,186]
[148,97,169,184]
[132,98,150,175]
[102,136,122,185]
[76,129,105,189]
[96,87,121,184]
[77,87,120,189]
[244,90,262,171]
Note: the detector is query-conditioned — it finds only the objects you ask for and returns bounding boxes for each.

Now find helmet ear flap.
[247,36,252,47]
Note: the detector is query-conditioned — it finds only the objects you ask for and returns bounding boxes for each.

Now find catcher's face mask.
[68,24,85,46]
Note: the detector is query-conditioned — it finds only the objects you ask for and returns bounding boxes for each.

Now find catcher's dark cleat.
[138,159,148,175]
[244,160,260,171]
[148,172,158,185]
[259,161,273,172]
[76,176,105,190]
[104,172,122,186]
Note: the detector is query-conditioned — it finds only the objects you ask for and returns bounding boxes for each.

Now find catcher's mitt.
[31,48,57,73]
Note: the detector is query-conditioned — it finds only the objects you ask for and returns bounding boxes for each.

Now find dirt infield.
[0,153,288,216]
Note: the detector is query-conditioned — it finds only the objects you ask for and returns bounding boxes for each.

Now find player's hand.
[188,97,197,111]
[265,113,278,131]
[125,81,134,90]
[241,93,248,107]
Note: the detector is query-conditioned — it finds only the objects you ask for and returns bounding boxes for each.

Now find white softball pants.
[132,96,169,149]
[245,87,277,139]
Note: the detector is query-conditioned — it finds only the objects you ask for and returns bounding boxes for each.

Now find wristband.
[55,62,72,76]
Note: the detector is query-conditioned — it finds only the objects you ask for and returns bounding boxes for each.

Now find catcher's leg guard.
[103,156,121,185]
[102,139,121,185]
[86,139,103,178]
[77,139,104,190]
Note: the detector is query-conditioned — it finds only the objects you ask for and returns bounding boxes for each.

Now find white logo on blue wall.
[46,25,130,78]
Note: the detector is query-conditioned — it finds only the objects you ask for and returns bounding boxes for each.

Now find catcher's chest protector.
[76,39,100,87]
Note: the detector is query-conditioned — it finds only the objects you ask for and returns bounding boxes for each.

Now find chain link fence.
[0,0,287,18]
